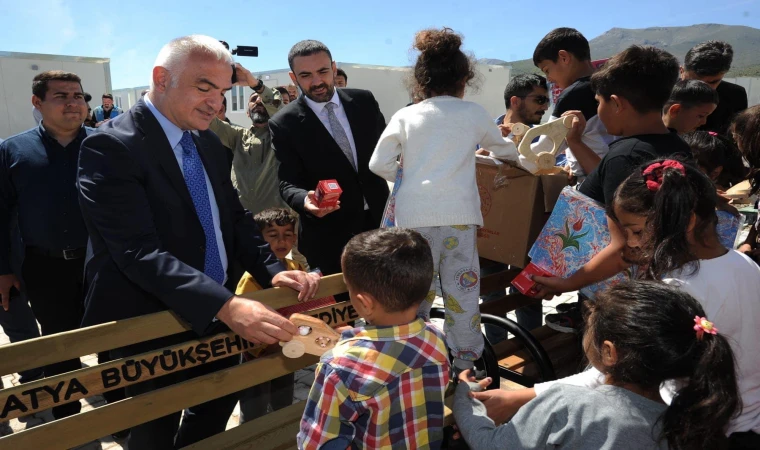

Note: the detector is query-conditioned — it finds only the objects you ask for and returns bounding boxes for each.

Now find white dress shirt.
[304,89,368,210]
[144,95,228,284]
[303,89,359,169]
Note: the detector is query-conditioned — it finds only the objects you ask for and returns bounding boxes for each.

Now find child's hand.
[561,110,587,144]
[530,275,571,299]
[457,369,492,393]
[471,388,537,425]
[305,191,340,218]
[334,325,353,333]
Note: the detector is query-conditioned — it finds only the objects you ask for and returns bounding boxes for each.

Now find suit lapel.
[133,101,195,210]
[337,89,370,174]
[296,95,358,175]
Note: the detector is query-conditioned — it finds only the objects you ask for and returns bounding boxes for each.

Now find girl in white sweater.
[369,27,519,371]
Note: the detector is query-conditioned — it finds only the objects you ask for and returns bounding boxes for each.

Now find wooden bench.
[0,263,581,450]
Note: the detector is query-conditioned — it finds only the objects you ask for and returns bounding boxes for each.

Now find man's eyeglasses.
[518,95,550,105]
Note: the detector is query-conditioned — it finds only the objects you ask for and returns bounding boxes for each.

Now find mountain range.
[483,24,760,77]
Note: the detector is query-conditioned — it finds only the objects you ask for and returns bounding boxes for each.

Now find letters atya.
[1,303,358,419]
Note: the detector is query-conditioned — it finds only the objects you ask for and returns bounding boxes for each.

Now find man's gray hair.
[151,35,233,89]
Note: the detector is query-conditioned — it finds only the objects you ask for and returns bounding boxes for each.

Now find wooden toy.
[723,180,752,200]
[280,313,342,358]
[514,116,574,173]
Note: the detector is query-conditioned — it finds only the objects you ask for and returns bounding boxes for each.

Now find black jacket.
[270,88,390,274]
[77,99,283,336]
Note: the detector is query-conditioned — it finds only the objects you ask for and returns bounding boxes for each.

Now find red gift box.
[511,263,554,297]
[315,180,342,209]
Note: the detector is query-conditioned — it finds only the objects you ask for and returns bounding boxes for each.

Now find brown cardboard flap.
[540,175,570,212]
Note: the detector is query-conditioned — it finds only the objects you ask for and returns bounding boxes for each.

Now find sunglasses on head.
[518,94,550,105]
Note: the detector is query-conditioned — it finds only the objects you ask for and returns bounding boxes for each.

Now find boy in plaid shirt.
[298,228,450,450]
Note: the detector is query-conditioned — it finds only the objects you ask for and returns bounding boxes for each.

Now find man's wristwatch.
[252,79,264,92]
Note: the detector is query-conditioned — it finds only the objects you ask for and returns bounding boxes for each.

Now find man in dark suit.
[270,40,390,275]
[77,35,319,449]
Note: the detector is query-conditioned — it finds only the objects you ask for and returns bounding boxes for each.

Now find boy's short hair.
[341,228,433,313]
[663,79,719,112]
[504,74,548,109]
[684,41,733,76]
[533,27,591,66]
[253,208,297,230]
[591,45,679,114]
[336,68,347,81]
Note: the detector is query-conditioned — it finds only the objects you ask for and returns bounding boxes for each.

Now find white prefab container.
[0,51,111,139]
[224,63,512,126]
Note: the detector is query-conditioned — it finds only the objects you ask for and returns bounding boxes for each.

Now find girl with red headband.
[455,281,739,450]
[479,159,760,448]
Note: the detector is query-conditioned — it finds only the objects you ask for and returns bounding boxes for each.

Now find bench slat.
[0,352,319,450]
[0,274,348,376]
[183,401,305,450]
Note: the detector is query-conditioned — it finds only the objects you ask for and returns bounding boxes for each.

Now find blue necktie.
[180,131,225,285]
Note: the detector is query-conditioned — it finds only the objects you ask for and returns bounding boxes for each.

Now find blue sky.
[0,0,758,89]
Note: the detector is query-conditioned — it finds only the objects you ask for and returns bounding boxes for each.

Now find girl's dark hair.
[731,105,760,194]
[609,158,719,280]
[412,27,475,99]
[682,130,747,187]
[589,281,740,450]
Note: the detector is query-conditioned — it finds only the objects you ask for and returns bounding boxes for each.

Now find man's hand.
[233,63,260,90]
[561,110,587,144]
[471,387,536,425]
[531,275,573,300]
[272,270,321,301]
[498,122,513,137]
[0,274,21,312]
[304,191,340,218]
[216,296,298,344]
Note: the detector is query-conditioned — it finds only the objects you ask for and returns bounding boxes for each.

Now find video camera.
[220,41,258,57]
[220,41,259,84]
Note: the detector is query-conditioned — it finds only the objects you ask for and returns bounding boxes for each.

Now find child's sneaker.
[545,306,583,333]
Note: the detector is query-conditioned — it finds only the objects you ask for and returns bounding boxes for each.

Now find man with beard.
[92,93,123,127]
[270,40,389,275]
[479,74,551,157]
[209,64,286,214]
[479,74,553,338]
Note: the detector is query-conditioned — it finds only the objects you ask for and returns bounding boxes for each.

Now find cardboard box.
[315,180,342,208]
[476,157,568,268]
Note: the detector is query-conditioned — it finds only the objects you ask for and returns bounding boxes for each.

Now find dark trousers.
[112,341,240,450]
[729,431,760,449]
[238,371,295,422]
[21,250,85,419]
[2,224,44,383]
[0,294,43,383]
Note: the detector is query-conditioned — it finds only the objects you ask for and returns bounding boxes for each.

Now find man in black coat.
[77,35,319,449]
[270,40,390,275]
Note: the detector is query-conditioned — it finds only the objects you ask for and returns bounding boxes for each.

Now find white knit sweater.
[369,96,519,228]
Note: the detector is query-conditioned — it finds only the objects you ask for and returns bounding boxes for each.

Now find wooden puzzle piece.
[280,313,342,358]
[515,116,574,172]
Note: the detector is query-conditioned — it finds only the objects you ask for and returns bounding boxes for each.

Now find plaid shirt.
[298,318,450,449]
